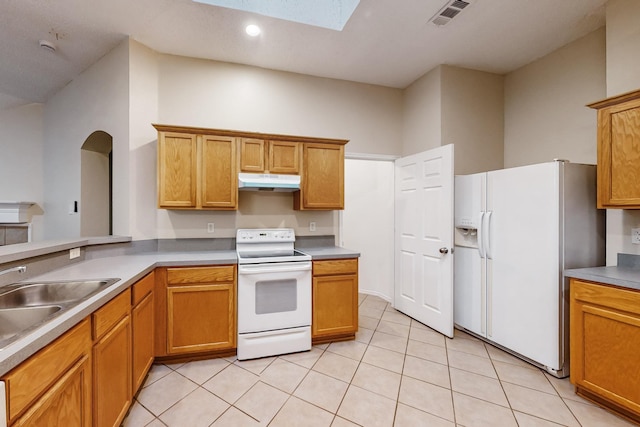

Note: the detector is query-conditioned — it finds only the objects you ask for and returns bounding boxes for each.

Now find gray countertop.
[0,245,358,375]
[564,253,640,291]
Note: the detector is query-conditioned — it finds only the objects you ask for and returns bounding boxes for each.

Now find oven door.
[237,261,312,334]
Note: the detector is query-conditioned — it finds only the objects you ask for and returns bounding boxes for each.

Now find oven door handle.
[238,262,312,275]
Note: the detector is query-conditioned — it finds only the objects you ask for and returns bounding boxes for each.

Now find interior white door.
[394,144,454,338]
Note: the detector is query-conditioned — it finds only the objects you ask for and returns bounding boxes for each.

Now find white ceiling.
[0,0,608,109]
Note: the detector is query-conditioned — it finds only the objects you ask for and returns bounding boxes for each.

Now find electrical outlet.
[632,228,640,245]
[207,223,215,233]
[69,248,80,259]
[309,222,316,232]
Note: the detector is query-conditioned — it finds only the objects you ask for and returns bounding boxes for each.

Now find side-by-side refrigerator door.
[454,173,487,337]
[486,162,562,370]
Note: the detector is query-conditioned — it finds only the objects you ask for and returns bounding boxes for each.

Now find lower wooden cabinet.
[92,289,132,427]
[312,259,358,343]
[2,318,92,427]
[132,272,155,392]
[161,266,237,356]
[570,278,640,423]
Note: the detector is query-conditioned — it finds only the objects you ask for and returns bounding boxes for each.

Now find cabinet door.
[570,280,640,415]
[239,138,266,172]
[132,291,154,393]
[268,141,299,174]
[158,132,197,208]
[167,283,236,354]
[201,135,238,209]
[12,355,91,427]
[312,274,358,339]
[297,143,344,210]
[93,315,132,427]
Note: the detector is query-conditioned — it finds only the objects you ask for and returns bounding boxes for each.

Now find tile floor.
[122,294,636,427]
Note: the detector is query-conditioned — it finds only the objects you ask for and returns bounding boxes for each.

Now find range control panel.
[236,228,296,243]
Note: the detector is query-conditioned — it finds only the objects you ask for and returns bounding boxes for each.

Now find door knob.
[439,247,449,254]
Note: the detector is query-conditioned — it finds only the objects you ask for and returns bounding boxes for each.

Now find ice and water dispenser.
[454,174,484,249]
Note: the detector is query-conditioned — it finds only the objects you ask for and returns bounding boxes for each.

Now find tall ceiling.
[0,0,608,109]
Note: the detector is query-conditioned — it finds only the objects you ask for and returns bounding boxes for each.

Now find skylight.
[193,0,360,31]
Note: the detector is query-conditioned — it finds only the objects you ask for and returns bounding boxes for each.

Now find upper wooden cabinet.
[294,143,345,210]
[156,126,237,210]
[239,138,300,174]
[589,89,640,209]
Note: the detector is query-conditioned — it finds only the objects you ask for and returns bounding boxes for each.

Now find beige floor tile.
[122,400,155,426]
[175,358,229,384]
[234,356,276,374]
[313,351,360,382]
[294,370,349,412]
[403,355,450,389]
[202,364,259,404]
[337,385,397,427]
[136,371,198,416]
[493,360,557,394]
[445,336,488,358]
[359,315,380,330]
[315,343,330,350]
[259,358,309,393]
[358,294,367,304]
[164,361,186,370]
[452,392,518,427]
[331,416,360,426]
[280,347,324,369]
[355,327,374,344]
[351,362,401,400]
[564,397,638,427]
[406,339,448,365]
[447,349,497,378]
[381,310,412,326]
[360,306,384,319]
[408,326,446,347]
[269,396,334,427]
[146,420,167,427]
[376,320,410,338]
[234,381,289,424]
[502,382,580,427]
[453,328,481,341]
[361,297,388,311]
[159,387,229,427]
[544,373,590,403]
[410,319,429,330]
[370,330,408,353]
[211,407,260,426]
[449,367,509,407]
[362,345,405,374]
[327,340,368,361]
[513,411,568,426]
[398,376,454,422]
[393,403,455,427]
[143,364,172,388]
[485,344,537,370]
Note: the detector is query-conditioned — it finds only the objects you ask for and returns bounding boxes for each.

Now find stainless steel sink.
[0,278,119,348]
[0,305,62,342]
[0,278,119,309]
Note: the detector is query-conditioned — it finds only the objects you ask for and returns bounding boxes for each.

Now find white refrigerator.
[453,161,604,377]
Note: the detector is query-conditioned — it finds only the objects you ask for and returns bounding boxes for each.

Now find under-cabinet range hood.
[238,173,300,192]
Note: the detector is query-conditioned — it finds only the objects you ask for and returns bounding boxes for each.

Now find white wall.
[80,150,110,236]
[441,66,504,175]
[43,40,130,239]
[154,54,403,239]
[0,103,44,241]
[504,28,606,168]
[401,66,442,156]
[603,0,640,264]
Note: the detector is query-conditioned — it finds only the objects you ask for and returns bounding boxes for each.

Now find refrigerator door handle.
[485,211,493,259]
[478,211,486,258]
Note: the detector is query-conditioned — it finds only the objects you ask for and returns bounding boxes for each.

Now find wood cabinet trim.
[153,124,349,146]
[588,88,640,110]
[166,265,236,285]
[313,259,358,276]
[92,289,131,341]
[132,271,154,306]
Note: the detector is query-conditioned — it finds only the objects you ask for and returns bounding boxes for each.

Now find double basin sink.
[0,278,119,348]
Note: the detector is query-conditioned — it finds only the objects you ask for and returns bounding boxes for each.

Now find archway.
[81,131,112,236]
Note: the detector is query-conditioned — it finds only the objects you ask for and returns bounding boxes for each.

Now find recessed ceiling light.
[245,24,261,36]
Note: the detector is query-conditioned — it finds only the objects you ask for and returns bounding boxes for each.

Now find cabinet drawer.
[93,289,131,340]
[2,318,91,423]
[132,271,155,306]
[167,266,235,285]
[313,259,358,276]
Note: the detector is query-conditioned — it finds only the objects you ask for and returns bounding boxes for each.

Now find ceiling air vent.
[430,0,471,26]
